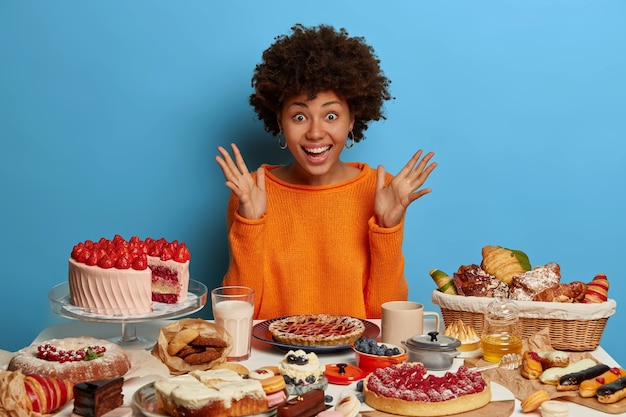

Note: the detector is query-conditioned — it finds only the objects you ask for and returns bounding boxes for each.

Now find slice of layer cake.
[72,377,124,417]
[146,237,190,304]
[149,255,190,304]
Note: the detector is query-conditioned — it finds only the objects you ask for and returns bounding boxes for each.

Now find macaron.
[318,411,343,417]
[250,368,275,380]
[261,375,286,394]
[261,375,287,408]
[334,395,360,417]
[266,389,287,408]
[540,400,569,417]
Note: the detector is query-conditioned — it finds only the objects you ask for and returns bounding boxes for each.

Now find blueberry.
[305,375,316,384]
[356,380,364,392]
[287,354,297,363]
[356,394,365,403]
[296,356,309,365]
[324,395,333,403]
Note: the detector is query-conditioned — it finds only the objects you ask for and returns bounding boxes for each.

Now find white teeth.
[305,146,330,154]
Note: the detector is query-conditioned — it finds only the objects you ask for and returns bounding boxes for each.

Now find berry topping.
[287,353,309,365]
[71,236,191,269]
[367,363,487,402]
[354,337,401,356]
[37,343,106,362]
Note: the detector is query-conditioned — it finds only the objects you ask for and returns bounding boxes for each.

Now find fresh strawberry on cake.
[68,235,191,315]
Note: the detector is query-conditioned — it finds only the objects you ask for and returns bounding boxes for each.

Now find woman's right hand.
[215,143,267,220]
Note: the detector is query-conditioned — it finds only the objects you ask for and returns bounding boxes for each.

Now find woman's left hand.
[374,150,437,228]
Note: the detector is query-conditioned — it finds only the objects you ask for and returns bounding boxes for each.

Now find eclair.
[539,358,596,385]
[557,364,610,391]
[579,367,626,398]
[597,376,626,404]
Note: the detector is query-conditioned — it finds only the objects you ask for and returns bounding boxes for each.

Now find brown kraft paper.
[151,318,232,375]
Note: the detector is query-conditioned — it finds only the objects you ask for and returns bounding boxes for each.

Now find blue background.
[1,1,624,365]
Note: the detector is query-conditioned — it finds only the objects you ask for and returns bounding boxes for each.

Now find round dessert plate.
[133,382,278,417]
[252,317,379,353]
[48,280,208,322]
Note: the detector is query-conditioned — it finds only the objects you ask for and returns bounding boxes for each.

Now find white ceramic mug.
[381,301,441,347]
[211,286,254,361]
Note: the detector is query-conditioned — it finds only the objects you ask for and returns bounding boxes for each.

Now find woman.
[215,24,436,319]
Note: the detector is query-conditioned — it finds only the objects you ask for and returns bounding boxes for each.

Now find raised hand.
[374,150,437,228]
[215,143,267,220]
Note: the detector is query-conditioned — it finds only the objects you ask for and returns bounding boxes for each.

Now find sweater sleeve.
[222,193,266,318]
[365,215,409,318]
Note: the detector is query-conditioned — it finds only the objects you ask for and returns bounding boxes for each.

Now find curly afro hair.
[250,23,392,142]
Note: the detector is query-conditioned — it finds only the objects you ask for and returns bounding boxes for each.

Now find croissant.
[569,281,587,302]
[0,370,74,416]
[583,273,609,303]
[481,245,531,285]
[534,284,574,302]
[430,269,457,295]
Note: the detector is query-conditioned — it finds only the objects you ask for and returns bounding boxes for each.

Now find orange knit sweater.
[222,162,408,319]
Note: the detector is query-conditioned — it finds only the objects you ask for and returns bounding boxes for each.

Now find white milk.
[213,299,254,360]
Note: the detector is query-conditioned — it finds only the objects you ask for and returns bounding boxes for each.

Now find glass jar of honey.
[480,297,522,363]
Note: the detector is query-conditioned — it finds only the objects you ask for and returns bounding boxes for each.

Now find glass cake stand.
[48,280,208,349]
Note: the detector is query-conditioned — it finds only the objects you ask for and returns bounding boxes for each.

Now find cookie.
[212,362,250,376]
[191,336,228,348]
[175,345,205,358]
[183,348,222,365]
[168,328,200,356]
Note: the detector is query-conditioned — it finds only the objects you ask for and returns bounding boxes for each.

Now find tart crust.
[364,383,491,417]
[268,315,365,346]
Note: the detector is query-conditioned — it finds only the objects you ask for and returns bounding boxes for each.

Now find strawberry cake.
[69,235,191,315]
[363,362,491,416]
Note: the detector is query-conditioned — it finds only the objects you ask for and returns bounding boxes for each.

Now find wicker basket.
[431,290,616,351]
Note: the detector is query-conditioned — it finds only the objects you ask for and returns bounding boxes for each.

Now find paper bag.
[151,318,232,375]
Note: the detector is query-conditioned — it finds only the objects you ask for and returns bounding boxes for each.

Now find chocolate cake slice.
[73,377,124,417]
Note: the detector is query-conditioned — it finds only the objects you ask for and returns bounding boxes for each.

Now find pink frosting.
[69,256,190,315]
[69,258,152,315]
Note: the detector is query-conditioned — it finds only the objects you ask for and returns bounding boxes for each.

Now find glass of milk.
[211,286,254,361]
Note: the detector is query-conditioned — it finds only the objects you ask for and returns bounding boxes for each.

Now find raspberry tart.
[268,314,365,346]
[69,235,191,315]
[363,362,491,416]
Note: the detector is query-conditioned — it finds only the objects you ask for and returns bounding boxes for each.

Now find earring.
[345,131,355,149]
[278,133,287,150]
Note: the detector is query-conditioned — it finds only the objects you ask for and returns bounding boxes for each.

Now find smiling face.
[276,90,356,185]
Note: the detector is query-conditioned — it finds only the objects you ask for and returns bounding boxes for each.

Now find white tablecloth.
[4,319,620,417]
